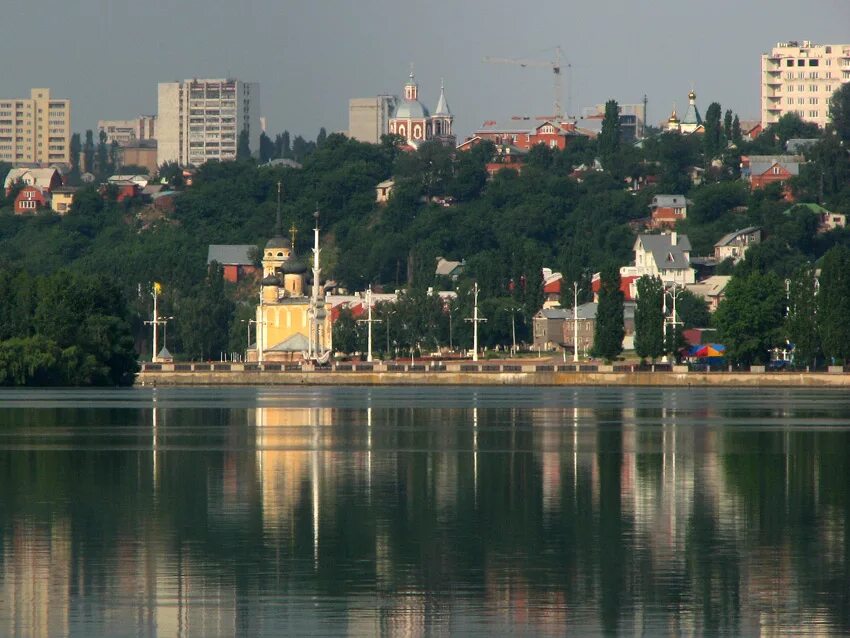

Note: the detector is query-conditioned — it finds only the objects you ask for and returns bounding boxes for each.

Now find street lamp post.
[240,318,264,357]
[663,283,683,361]
[506,306,519,357]
[465,282,487,362]
[143,283,166,363]
[357,286,382,362]
[573,281,580,363]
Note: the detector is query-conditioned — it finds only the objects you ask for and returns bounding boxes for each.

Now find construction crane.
[483,46,566,120]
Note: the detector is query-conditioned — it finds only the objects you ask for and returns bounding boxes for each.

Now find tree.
[598,100,621,168]
[96,130,109,176]
[276,130,291,159]
[158,161,183,189]
[176,264,235,360]
[675,289,710,329]
[110,140,120,173]
[83,130,95,174]
[702,102,723,159]
[731,115,742,144]
[236,129,251,161]
[634,276,664,362]
[828,82,850,143]
[317,127,328,148]
[592,265,624,361]
[723,109,733,142]
[332,307,360,355]
[786,264,820,368]
[714,271,785,366]
[69,133,81,179]
[259,132,274,163]
[817,245,850,363]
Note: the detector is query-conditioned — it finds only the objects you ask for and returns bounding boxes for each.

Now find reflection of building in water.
[0,519,71,638]
[252,406,335,550]
[630,395,698,573]
[532,403,600,517]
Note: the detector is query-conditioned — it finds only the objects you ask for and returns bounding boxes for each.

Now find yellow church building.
[251,216,332,362]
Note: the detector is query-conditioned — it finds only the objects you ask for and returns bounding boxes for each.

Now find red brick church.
[388,70,454,149]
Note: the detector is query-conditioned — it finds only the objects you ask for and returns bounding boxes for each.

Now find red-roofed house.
[463,117,586,152]
[591,272,638,302]
[742,155,802,198]
[542,267,563,308]
[649,194,689,229]
[14,186,49,214]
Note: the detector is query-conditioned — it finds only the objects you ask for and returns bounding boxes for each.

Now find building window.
[797,59,805,66]
[809,59,819,66]
[786,60,794,67]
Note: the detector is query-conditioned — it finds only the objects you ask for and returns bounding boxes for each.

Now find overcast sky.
[2,0,849,140]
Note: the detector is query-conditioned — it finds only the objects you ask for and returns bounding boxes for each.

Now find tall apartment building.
[761,41,850,129]
[348,95,397,144]
[97,115,157,145]
[157,79,260,167]
[0,88,71,166]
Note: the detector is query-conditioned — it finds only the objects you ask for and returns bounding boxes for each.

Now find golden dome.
[668,105,679,123]
[688,90,696,101]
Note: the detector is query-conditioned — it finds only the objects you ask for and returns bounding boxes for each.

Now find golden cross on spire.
[289,221,298,247]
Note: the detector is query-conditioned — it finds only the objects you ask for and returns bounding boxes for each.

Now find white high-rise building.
[157,78,260,167]
[761,41,850,129]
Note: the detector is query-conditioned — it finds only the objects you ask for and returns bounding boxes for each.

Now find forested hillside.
[0,86,848,373]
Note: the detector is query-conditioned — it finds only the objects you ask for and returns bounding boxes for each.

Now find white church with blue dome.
[388,69,454,149]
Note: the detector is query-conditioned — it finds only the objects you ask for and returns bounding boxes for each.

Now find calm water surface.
[0,386,848,637]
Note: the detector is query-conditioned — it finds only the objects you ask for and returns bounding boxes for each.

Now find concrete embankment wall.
[137,368,850,388]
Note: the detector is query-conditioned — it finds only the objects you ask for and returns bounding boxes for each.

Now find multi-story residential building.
[97,116,157,145]
[157,79,260,167]
[761,40,850,129]
[348,96,397,144]
[0,88,70,166]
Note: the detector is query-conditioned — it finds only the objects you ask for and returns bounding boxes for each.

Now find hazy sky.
[3,0,849,140]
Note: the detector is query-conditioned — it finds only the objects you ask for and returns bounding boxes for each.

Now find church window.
[414,125,421,139]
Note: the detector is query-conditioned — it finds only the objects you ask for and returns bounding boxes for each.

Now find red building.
[207,245,260,283]
[14,186,49,214]
[649,194,689,229]
[463,117,586,152]
[110,180,142,202]
[742,155,802,198]
[388,71,454,149]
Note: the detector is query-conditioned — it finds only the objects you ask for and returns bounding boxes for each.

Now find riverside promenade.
[137,361,850,388]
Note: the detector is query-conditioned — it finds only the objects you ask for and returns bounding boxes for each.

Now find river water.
[0,386,848,637]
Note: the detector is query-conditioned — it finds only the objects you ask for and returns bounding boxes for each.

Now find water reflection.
[0,387,848,636]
